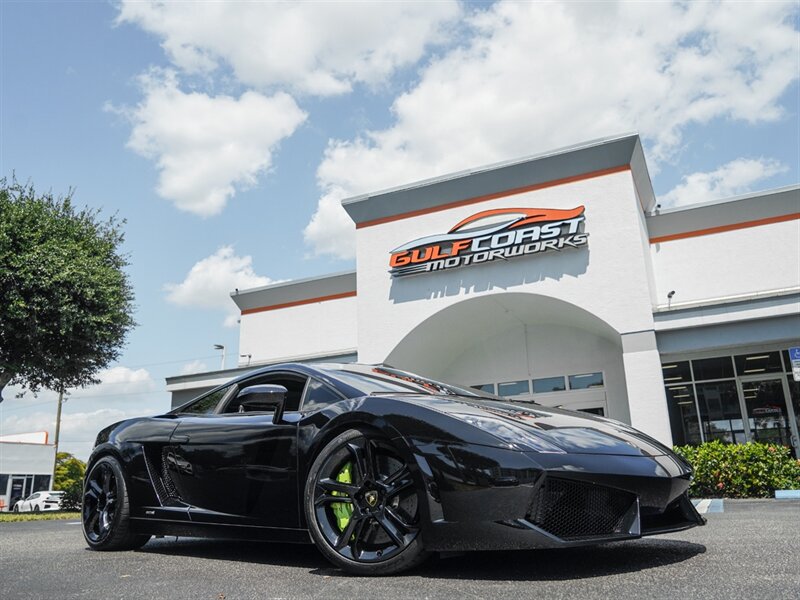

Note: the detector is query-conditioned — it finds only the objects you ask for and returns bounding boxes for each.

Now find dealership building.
[0,431,56,511]
[167,133,800,453]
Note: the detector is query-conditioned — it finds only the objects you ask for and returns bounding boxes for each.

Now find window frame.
[173,383,238,416]
[299,376,348,414]
[216,371,310,416]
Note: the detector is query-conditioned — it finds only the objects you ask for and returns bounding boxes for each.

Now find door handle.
[172,435,190,443]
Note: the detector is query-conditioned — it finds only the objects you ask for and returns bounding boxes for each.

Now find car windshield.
[324,365,501,400]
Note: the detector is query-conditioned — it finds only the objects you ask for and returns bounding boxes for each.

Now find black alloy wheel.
[82,456,150,551]
[305,429,429,575]
[33,505,40,513]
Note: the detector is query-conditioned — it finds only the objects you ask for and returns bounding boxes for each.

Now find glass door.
[739,376,799,450]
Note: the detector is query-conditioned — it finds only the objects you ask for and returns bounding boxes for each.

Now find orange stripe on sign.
[355,165,631,229]
[649,213,800,244]
[241,290,356,315]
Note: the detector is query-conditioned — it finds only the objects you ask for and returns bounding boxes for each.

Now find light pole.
[214,344,226,370]
[51,385,64,489]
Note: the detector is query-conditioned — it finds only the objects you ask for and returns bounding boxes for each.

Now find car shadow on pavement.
[409,538,707,581]
[135,538,328,570]
[134,536,705,581]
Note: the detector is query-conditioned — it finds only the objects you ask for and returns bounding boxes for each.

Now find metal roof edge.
[341,133,646,225]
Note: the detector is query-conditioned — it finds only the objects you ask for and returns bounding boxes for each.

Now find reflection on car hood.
[401,395,672,457]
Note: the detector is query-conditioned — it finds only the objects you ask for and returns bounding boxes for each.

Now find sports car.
[82,363,705,575]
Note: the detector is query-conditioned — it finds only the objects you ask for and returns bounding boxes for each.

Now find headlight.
[452,413,566,454]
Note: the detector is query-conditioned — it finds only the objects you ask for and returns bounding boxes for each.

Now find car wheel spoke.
[318,478,359,496]
[348,438,377,483]
[88,479,102,496]
[334,513,362,550]
[350,516,370,559]
[375,512,405,547]
[384,468,414,498]
[385,505,415,532]
[315,493,351,506]
[86,510,100,534]
[101,467,112,494]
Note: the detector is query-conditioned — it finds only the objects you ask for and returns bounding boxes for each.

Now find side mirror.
[236,384,287,422]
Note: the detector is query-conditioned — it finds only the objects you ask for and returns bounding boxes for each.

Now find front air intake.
[528,477,637,540]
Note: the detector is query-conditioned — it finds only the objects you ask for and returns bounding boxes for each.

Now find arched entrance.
[384,293,631,423]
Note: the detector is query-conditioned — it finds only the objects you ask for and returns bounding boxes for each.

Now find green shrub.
[674,440,800,498]
[54,452,85,511]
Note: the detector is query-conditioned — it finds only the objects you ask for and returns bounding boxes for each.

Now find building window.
[742,379,793,446]
[734,351,783,376]
[497,380,530,397]
[532,376,566,393]
[695,381,746,444]
[662,361,691,384]
[665,385,702,446]
[691,356,734,381]
[471,383,496,394]
[33,475,51,492]
[568,372,604,390]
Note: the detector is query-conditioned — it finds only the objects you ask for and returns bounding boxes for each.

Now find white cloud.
[180,360,209,376]
[121,69,307,216]
[0,366,164,461]
[117,1,460,95]
[660,158,788,208]
[164,246,272,327]
[304,1,800,259]
[0,407,162,462]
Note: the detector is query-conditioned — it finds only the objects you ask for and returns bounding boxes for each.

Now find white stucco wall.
[355,170,658,362]
[440,322,631,423]
[0,443,55,475]
[650,219,800,306]
[353,169,672,443]
[238,296,358,365]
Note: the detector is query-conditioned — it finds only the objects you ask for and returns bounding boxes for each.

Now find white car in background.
[12,491,64,512]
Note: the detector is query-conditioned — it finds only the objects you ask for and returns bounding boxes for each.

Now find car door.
[166,372,306,528]
[21,493,38,512]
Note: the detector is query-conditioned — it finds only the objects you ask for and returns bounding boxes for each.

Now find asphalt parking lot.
[2,500,798,600]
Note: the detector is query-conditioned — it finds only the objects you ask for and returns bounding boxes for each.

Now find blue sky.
[1,1,798,460]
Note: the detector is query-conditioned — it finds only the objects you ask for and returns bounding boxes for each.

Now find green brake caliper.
[330,462,354,532]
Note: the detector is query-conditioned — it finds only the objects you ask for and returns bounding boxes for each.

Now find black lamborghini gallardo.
[82,363,705,575]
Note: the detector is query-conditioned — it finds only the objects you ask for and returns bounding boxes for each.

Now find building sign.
[790,347,800,382]
[389,206,588,278]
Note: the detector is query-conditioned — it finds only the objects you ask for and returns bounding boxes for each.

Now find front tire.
[82,456,150,551]
[33,505,40,513]
[304,429,429,575]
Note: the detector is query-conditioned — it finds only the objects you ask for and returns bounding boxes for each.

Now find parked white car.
[12,491,64,512]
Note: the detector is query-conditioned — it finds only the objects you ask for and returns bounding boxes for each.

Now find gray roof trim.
[341,133,655,226]
[231,270,356,312]
[647,185,800,241]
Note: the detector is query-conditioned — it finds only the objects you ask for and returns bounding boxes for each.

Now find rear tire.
[305,429,429,575]
[82,456,150,551]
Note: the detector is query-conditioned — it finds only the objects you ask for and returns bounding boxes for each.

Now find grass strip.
[0,511,81,523]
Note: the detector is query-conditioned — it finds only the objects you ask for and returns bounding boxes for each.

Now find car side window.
[302,378,345,414]
[221,373,308,414]
[180,384,235,415]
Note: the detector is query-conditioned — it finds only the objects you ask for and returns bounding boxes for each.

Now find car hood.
[400,395,673,457]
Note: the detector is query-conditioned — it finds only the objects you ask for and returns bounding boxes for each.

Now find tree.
[0,177,135,401]
[54,451,86,511]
